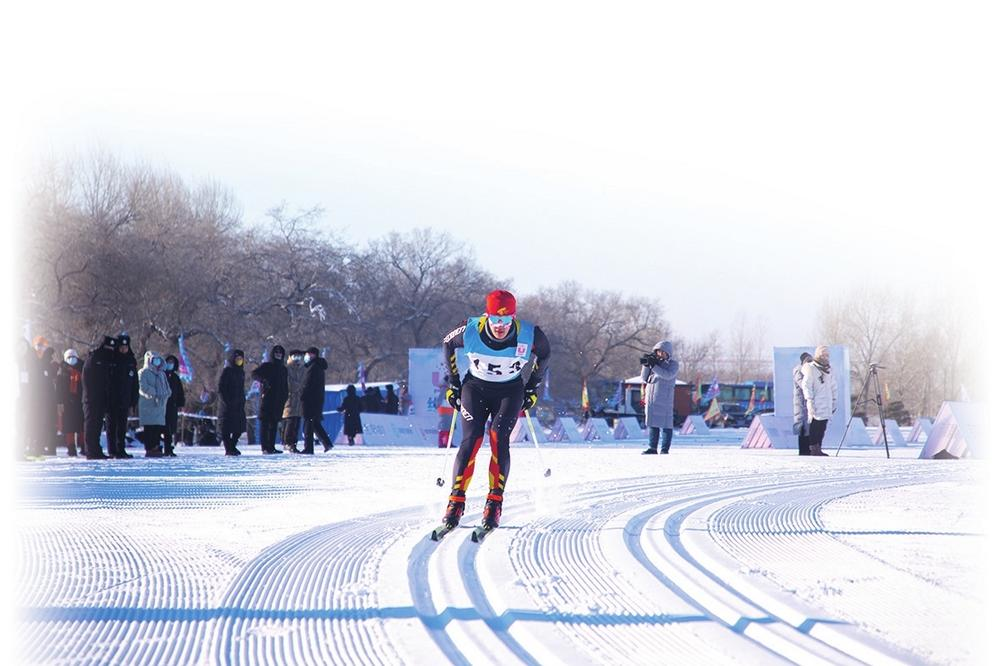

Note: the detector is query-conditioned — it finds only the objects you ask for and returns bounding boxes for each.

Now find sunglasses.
[487,315,514,326]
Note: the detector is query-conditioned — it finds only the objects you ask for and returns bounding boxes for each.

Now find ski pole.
[525,410,552,478]
[435,409,459,487]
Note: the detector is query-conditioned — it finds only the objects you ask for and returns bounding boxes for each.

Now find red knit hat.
[485,289,516,316]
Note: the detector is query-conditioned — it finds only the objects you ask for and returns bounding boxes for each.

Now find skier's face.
[487,315,513,338]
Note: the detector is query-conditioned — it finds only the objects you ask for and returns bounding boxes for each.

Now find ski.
[430,523,458,541]
[470,525,494,543]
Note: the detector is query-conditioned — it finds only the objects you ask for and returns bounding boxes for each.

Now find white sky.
[5,0,996,350]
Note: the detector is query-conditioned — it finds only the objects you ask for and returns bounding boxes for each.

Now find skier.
[640,341,680,454]
[438,289,551,533]
[300,347,334,454]
[281,350,307,453]
[163,354,186,456]
[217,349,247,456]
[137,351,172,457]
[251,344,288,454]
[56,349,85,457]
[107,334,139,459]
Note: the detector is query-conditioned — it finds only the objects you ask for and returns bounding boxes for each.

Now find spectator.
[640,341,680,454]
[792,352,813,456]
[217,349,247,456]
[163,354,186,456]
[82,336,117,460]
[384,384,400,415]
[17,339,33,457]
[138,351,172,457]
[31,342,60,456]
[399,383,412,416]
[300,347,333,454]
[337,384,363,446]
[801,345,837,456]
[251,345,288,454]
[282,349,306,453]
[363,386,384,413]
[56,349,85,457]
[108,334,139,458]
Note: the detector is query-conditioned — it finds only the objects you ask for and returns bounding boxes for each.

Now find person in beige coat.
[138,351,172,458]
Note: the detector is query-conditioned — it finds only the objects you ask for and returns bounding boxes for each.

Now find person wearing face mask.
[138,351,172,458]
[82,336,118,460]
[801,345,837,456]
[251,344,288,454]
[300,347,334,454]
[217,349,247,456]
[107,334,139,459]
[56,349,85,457]
[437,289,552,533]
[281,350,307,453]
[163,355,186,457]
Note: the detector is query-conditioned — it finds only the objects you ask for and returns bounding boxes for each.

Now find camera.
[640,352,658,367]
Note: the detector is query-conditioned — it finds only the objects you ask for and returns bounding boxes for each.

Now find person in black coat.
[56,349,85,457]
[163,354,186,457]
[82,336,118,459]
[217,349,247,456]
[300,346,333,454]
[251,344,288,454]
[384,384,400,415]
[30,344,60,456]
[336,384,363,445]
[362,386,384,413]
[107,334,139,459]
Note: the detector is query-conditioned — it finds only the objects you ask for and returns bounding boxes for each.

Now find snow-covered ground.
[15,437,987,665]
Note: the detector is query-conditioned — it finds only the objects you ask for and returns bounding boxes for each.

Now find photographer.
[640,340,680,454]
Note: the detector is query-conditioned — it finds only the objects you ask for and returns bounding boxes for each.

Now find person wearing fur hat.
[56,349,85,457]
[217,349,248,456]
[251,344,288,454]
[82,336,118,459]
[138,351,172,457]
[163,354,186,456]
[437,289,552,532]
[300,347,333,454]
[801,345,837,456]
[640,340,680,454]
[107,334,139,459]
[281,350,307,453]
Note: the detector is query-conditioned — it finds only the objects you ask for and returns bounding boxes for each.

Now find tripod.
[836,363,890,459]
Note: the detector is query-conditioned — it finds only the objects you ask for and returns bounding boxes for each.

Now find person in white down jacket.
[800,345,837,456]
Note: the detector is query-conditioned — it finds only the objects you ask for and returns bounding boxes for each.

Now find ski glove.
[522,388,538,411]
[446,385,461,409]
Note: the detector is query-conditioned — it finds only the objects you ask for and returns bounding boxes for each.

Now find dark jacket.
[301,357,328,419]
[362,387,384,413]
[82,337,117,412]
[384,386,399,415]
[164,354,186,433]
[217,351,247,435]
[337,385,363,436]
[57,360,85,433]
[31,349,58,426]
[109,349,139,411]
[251,345,289,421]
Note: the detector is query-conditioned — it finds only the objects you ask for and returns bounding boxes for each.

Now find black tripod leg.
[836,367,872,457]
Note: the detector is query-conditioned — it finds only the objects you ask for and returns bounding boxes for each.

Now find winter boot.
[810,444,828,457]
[442,492,466,528]
[283,443,300,454]
[482,492,503,529]
[641,447,658,454]
[112,451,134,459]
[164,445,177,458]
[145,447,164,458]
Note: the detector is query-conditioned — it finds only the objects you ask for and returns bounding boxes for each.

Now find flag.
[581,380,590,413]
[357,361,367,390]
[542,367,552,401]
[693,377,703,405]
[703,397,722,423]
[176,332,194,383]
[745,387,756,415]
[704,377,720,402]
[608,381,623,409]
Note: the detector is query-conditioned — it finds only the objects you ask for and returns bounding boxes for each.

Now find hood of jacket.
[143,350,163,370]
[164,354,179,373]
[653,340,673,356]
[229,349,245,368]
[270,344,286,360]
[306,357,328,371]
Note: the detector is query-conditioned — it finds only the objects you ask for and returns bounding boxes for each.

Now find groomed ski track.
[17,448,978,664]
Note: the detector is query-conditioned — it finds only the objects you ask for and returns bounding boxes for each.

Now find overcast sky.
[7,1,995,351]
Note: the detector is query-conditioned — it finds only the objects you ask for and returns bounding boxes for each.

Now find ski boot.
[482,491,503,529]
[442,491,466,528]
